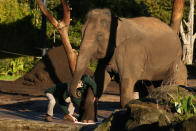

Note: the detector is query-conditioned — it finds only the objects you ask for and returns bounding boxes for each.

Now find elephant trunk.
[69,44,95,98]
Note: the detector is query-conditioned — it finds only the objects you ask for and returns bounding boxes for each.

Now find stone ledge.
[0,118,82,131]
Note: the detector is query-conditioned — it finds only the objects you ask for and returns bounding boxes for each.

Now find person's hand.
[69,114,78,122]
[64,114,78,122]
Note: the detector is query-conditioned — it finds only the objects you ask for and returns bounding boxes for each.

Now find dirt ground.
[0,82,121,126]
[0,45,196,126]
[0,88,120,124]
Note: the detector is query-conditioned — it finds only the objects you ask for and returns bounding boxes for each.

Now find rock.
[125,100,177,130]
[175,116,196,131]
[95,109,129,131]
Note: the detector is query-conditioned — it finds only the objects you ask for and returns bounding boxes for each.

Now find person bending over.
[44,75,97,122]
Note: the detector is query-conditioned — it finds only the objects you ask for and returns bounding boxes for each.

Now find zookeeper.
[44,75,97,122]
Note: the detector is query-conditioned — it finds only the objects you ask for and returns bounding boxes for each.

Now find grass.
[0,75,22,81]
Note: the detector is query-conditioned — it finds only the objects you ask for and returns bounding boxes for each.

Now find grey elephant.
[69,8,187,122]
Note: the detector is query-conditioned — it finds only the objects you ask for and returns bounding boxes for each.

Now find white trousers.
[46,93,75,116]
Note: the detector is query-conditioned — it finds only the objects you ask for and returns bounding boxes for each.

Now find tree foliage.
[0,0,30,24]
[0,0,195,54]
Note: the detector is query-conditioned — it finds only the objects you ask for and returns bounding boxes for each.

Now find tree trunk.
[36,0,76,73]
[170,0,185,34]
[180,0,196,65]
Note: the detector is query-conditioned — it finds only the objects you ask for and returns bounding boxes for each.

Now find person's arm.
[65,114,78,122]
[59,104,78,122]
[58,97,78,122]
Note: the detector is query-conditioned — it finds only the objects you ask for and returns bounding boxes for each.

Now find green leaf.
[181,97,188,114]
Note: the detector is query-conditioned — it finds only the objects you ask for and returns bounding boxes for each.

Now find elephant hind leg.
[120,78,136,108]
[163,61,187,86]
[175,61,187,86]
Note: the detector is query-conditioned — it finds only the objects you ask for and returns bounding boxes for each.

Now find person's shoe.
[45,114,53,122]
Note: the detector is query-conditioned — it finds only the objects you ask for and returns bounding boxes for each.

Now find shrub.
[0,56,40,78]
[169,87,196,121]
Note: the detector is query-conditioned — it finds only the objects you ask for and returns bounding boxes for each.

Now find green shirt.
[45,75,97,115]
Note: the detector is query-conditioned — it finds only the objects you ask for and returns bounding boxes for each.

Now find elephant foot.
[81,120,95,123]
[80,100,97,123]
[79,88,97,123]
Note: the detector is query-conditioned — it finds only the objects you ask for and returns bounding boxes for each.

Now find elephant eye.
[96,32,104,42]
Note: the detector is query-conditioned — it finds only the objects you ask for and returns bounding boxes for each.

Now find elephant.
[69,8,188,122]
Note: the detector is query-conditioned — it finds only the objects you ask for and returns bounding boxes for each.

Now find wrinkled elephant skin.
[70,9,187,122]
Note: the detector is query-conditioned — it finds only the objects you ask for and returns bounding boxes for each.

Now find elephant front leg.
[79,87,97,123]
[120,78,136,108]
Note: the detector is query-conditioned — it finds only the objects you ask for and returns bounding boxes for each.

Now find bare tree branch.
[183,19,189,27]
[62,0,71,23]
[180,22,187,43]
[193,33,196,41]
[36,0,77,73]
[37,0,58,28]
[180,0,195,65]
